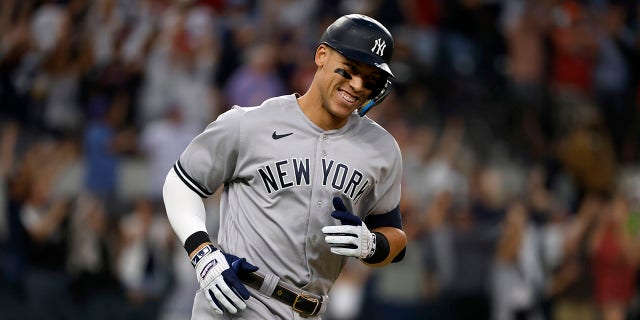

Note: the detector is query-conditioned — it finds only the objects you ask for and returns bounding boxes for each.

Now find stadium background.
[1,0,639,319]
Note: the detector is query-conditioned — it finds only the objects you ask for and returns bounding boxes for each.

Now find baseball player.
[162,14,406,319]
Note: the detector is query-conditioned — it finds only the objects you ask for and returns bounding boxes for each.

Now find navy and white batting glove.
[191,245,258,315]
[322,197,376,259]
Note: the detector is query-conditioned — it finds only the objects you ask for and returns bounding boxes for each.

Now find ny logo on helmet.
[371,38,386,56]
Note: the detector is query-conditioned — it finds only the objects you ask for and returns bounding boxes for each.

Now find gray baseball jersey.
[174,94,402,318]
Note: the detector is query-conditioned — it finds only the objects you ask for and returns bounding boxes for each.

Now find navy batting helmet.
[320,14,394,78]
[319,14,394,116]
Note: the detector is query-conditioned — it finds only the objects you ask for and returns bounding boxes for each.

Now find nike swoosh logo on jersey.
[272,131,293,139]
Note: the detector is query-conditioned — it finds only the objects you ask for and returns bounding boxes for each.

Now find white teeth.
[339,90,356,103]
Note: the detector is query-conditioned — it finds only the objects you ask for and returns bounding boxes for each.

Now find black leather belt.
[239,272,323,318]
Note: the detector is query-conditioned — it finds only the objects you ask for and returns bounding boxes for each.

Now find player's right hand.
[191,245,258,315]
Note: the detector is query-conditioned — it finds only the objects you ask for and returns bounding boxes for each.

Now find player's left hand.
[322,197,376,259]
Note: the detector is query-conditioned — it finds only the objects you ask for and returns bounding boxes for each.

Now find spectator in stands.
[590,192,640,320]
[223,39,286,107]
[83,91,136,216]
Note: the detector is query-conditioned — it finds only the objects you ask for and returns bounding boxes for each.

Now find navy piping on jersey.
[173,161,213,198]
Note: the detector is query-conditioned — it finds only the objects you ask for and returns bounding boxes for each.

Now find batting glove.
[191,245,258,315]
[322,197,376,259]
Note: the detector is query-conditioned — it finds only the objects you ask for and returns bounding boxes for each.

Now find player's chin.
[332,97,359,117]
[331,105,355,119]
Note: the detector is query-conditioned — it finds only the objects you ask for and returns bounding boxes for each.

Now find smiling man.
[163,14,406,319]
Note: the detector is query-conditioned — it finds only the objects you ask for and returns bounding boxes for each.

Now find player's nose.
[348,74,365,93]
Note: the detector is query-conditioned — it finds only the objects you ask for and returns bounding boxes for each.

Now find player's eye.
[363,81,379,91]
[364,76,385,91]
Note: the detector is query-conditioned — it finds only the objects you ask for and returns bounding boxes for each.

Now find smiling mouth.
[338,90,358,104]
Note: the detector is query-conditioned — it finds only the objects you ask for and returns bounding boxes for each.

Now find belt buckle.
[292,293,320,317]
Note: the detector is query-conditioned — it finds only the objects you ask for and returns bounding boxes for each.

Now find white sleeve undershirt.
[162,168,208,245]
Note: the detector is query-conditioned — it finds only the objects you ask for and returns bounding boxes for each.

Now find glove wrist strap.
[362,232,389,264]
[190,244,217,267]
[365,232,376,259]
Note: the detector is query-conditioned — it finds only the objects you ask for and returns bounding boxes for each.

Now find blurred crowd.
[1,0,640,320]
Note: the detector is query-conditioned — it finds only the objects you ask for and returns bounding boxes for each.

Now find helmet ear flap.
[358,79,392,117]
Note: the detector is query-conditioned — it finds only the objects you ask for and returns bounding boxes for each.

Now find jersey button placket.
[320,134,328,157]
[318,135,326,206]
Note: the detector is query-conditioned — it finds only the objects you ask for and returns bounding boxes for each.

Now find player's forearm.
[163,168,208,245]
[363,226,407,267]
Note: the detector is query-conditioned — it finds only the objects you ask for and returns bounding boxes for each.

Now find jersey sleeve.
[364,138,403,219]
[173,106,245,197]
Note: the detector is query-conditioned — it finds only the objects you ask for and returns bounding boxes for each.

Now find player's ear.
[315,44,329,68]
